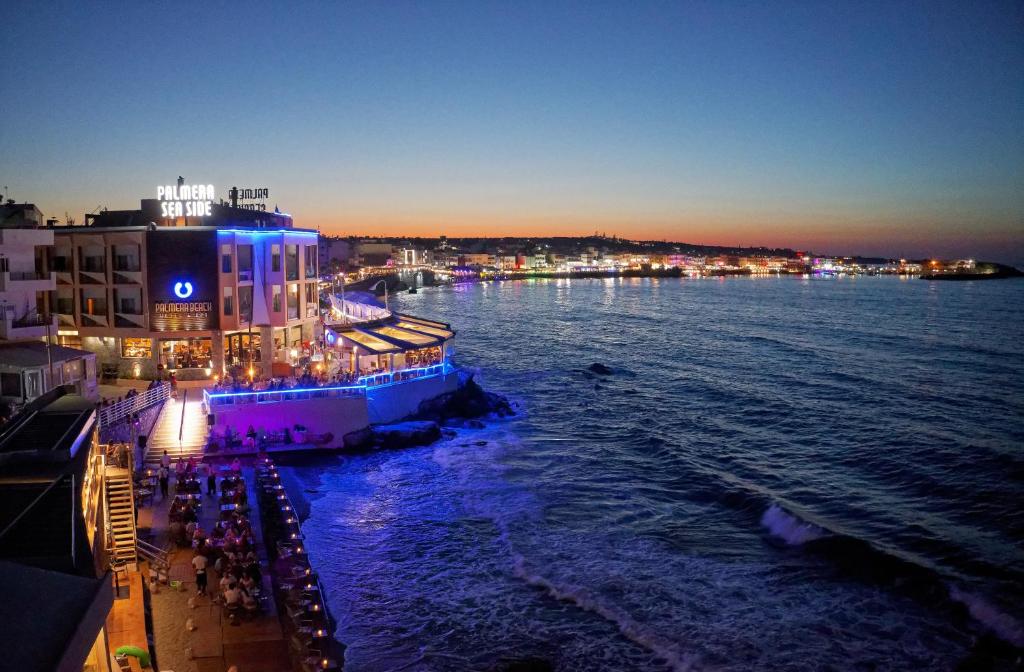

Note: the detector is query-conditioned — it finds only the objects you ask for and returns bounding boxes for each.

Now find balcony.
[0,271,56,293]
[0,312,58,340]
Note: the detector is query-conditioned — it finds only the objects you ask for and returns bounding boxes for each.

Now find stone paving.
[137,463,292,672]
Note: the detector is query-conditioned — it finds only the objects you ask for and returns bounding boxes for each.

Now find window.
[221,244,232,273]
[1,373,21,397]
[56,290,74,315]
[80,289,107,315]
[272,285,282,312]
[304,245,318,278]
[305,282,318,317]
[239,286,253,321]
[238,244,253,280]
[112,244,141,272]
[271,245,281,273]
[286,245,299,281]
[121,338,152,359]
[287,284,299,319]
[113,288,142,315]
[53,248,73,272]
[79,245,105,274]
[223,286,234,316]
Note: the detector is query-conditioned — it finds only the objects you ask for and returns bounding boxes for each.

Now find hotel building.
[50,184,321,380]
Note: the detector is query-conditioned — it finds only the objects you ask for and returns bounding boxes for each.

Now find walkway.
[138,463,290,672]
[145,392,208,469]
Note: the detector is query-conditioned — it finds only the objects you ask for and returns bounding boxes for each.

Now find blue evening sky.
[2,1,1022,262]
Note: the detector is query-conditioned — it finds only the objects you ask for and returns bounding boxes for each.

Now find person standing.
[158,465,169,498]
[192,551,209,597]
[205,462,216,496]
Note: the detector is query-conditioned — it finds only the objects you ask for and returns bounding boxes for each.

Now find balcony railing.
[202,362,453,409]
[357,362,451,388]
[204,384,366,409]
[11,313,52,328]
[8,271,49,281]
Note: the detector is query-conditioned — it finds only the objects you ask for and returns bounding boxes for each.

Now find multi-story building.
[353,241,394,267]
[318,236,352,272]
[398,247,432,266]
[459,253,493,267]
[49,183,321,380]
[0,225,57,341]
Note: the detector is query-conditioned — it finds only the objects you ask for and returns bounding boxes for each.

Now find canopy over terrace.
[329,313,454,375]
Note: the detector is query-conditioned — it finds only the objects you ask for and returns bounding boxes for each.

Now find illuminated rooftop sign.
[157,183,215,218]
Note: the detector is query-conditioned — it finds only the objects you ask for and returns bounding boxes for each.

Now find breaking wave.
[949,586,1024,648]
[760,504,826,545]
[509,553,699,672]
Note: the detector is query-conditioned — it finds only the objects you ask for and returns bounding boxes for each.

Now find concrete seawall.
[365,371,460,424]
[207,371,460,447]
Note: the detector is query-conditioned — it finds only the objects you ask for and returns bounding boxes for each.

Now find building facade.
[50,188,321,380]
[0,226,58,341]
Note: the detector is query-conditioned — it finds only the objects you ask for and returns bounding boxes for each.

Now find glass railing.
[203,362,454,408]
[204,384,366,408]
[357,362,451,388]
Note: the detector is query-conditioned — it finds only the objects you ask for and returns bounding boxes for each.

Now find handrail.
[98,382,170,427]
[136,538,170,568]
[178,388,188,443]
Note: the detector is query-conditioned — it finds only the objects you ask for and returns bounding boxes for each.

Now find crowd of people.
[154,452,265,617]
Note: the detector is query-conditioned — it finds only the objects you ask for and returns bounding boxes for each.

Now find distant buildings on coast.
[318,234,936,280]
[0,182,993,412]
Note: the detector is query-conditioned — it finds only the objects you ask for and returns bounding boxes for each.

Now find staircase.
[144,389,209,469]
[105,467,138,568]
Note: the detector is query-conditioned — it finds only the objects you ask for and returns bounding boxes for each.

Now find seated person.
[223,583,242,608]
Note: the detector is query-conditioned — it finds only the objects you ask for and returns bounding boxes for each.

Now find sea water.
[296,275,1024,671]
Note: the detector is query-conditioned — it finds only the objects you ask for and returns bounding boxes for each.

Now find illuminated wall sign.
[157,183,215,218]
[229,186,270,211]
[147,229,219,332]
[174,281,194,299]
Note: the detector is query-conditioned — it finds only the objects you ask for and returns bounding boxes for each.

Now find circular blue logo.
[173,281,194,299]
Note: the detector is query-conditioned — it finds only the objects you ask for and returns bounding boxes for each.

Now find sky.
[2,1,1023,263]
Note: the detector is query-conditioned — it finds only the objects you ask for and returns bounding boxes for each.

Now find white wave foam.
[761,504,825,545]
[949,586,1024,647]
[510,552,699,672]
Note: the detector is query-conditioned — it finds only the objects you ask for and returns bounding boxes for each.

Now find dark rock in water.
[588,363,613,375]
[342,421,442,450]
[342,427,374,450]
[370,421,442,450]
[497,658,554,672]
[412,374,514,423]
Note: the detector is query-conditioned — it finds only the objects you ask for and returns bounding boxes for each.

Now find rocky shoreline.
[341,374,516,451]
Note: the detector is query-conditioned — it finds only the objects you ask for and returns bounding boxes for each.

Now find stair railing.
[99,382,170,427]
[136,538,171,571]
[178,388,188,444]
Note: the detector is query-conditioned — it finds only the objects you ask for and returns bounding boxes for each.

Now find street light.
[369,279,389,313]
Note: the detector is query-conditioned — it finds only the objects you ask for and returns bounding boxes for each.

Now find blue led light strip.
[215,229,318,237]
